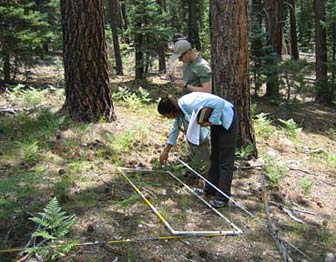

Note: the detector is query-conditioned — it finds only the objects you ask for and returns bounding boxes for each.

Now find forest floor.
[0,64,336,262]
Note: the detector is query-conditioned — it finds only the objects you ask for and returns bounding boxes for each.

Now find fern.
[278,118,301,138]
[27,197,76,260]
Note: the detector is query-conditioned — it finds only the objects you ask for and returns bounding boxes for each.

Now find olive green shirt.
[182,56,212,94]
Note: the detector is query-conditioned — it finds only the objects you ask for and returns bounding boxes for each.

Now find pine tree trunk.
[315,0,329,104]
[121,1,128,31]
[61,0,115,122]
[132,0,144,80]
[3,53,11,83]
[265,0,280,98]
[276,0,284,57]
[108,0,123,75]
[332,20,336,96]
[188,0,201,50]
[210,0,257,154]
[135,33,144,79]
[251,0,263,93]
[299,0,314,49]
[289,0,299,59]
[157,0,167,72]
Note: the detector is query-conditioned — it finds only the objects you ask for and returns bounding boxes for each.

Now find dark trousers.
[205,111,238,202]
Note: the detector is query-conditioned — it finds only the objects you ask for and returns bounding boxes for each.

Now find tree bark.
[157,0,167,72]
[289,0,299,59]
[314,0,329,104]
[188,0,201,50]
[135,34,144,79]
[120,1,128,31]
[3,53,11,83]
[276,0,284,57]
[61,0,115,122]
[251,0,263,93]
[108,0,123,75]
[265,0,280,98]
[332,20,336,97]
[210,0,257,155]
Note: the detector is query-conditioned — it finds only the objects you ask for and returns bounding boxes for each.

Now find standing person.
[164,38,212,174]
[158,92,238,208]
[168,39,212,94]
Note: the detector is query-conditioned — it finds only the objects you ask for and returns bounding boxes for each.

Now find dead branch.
[0,108,16,114]
[289,167,336,187]
[260,172,293,262]
[293,203,318,215]
[282,207,305,224]
[239,164,264,170]
[302,148,326,155]
[288,167,311,175]
[271,201,316,216]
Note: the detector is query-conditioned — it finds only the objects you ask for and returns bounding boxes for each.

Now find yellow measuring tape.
[0,233,226,253]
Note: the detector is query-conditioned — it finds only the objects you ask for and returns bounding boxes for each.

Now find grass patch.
[0,171,45,217]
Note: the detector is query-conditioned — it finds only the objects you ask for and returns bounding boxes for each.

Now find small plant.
[190,157,208,175]
[138,87,151,103]
[112,86,132,101]
[135,123,150,147]
[124,93,142,110]
[118,194,140,208]
[21,87,46,108]
[10,84,46,108]
[250,103,258,116]
[254,113,276,139]
[15,140,39,163]
[312,152,336,171]
[26,197,76,260]
[236,144,255,160]
[278,118,301,139]
[106,131,137,153]
[264,156,287,184]
[300,176,313,195]
[112,86,152,110]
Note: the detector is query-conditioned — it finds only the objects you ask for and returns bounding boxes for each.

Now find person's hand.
[159,150,169,164]
[160,73,172,81]
[174,79,185,89]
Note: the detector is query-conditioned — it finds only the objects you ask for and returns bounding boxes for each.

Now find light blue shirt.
[167,92,234,145]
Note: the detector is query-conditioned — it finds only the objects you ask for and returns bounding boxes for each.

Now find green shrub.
[300,176,313,195]
[27,197,77,260]
[278,118,301,139]
[236,144,255,160]
[264,156,287,184]
[15,140,39,163]
[254,113,276,139]
[10,84,47,108]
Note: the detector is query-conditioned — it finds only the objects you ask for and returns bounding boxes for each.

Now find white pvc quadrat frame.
[118,167,244,237]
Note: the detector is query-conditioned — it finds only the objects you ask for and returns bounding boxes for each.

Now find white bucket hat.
[169,39,192,63]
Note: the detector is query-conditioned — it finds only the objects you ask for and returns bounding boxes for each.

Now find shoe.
[193,188,216,197]
[193,187,205,196]
[209,199,228,208]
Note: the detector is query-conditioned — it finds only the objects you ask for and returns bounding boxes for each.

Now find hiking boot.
[209,199,228,208]
[193,187,205,196]
[193,187,216,197]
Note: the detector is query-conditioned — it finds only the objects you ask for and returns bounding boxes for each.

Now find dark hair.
[157,95,179,115]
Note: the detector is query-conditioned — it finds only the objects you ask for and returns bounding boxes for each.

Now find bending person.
[166,38,212,173]
[158,92,238,208]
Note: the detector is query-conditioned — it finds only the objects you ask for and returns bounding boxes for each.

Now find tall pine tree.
[0,0,50,83]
